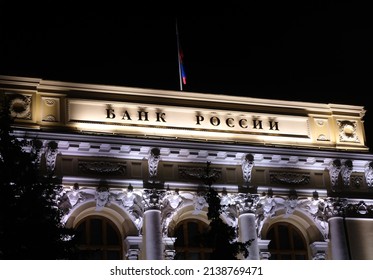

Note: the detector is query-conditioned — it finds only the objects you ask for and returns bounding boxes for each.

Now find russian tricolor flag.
[176,19,186,90]
[179,46,186,85]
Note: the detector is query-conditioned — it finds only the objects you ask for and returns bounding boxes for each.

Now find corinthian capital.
[234,193,259,214]
[324,197,348,218]
[142,188,166,210]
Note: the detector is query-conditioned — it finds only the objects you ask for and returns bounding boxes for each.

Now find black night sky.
[1,2,372,149]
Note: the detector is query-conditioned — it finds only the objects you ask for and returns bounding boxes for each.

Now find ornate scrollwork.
[340,160,353,187]
[148,147,160,178]
[365,162,373,188]
[45,141,58,173]
[329,159,341,187]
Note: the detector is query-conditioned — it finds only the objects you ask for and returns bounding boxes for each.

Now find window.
[75,216,122,260]
[173,219,212,260]
[266,222,308,260]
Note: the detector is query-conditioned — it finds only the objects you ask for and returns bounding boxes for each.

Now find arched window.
[75,216,122,260]
[173,219,212,260]
[266,222,308,260]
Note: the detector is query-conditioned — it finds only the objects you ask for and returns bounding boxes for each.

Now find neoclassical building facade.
[1,75,373,260]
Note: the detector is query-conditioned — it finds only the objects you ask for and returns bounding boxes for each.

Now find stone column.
[325,198,349,260]
[235,194,260,260]
[328,216,349,260]
[142,189,165,260]
[238,213,259,259]
[144,209,163,260]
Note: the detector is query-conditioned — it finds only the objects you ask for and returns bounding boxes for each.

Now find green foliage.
[203,186,253,259]
[0,94,77,259]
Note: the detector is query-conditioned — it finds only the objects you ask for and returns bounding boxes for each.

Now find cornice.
[12,129,373,171]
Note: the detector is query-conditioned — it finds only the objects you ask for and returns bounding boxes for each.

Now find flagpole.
[175,19,183,91]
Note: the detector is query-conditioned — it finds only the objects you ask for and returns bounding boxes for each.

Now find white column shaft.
[144,209,163,260]
[239,213,259,260]
[329,216,349,260]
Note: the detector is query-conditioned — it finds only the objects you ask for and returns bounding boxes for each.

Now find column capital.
[234,193,260,214]
[325,197,348,218]
[142,188,166,211]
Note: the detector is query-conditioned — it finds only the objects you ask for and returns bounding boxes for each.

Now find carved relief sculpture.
[148,147,161,178]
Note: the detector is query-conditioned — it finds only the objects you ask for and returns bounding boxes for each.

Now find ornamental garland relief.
[269,171,310,185]
[78,161,126,175]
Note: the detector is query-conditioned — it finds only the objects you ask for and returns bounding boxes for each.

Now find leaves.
[201,165,253,259]
[0,94,77,259]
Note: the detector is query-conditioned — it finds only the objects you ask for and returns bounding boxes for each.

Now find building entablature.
[1,75,369,152]
[11,129,373,198]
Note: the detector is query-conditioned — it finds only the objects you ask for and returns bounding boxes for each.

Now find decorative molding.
[148,147,160,178]
[220,191,239,228]
[340,160,353,187]
[365,162,373,188]
[310,241,328,260]
[95,186,111,211]
[116,185,144,230]
[269,171,310,185]
[329,159,341,187]
[193,193,207,214]
[142,188,166,210]
[78,161,126,175]
[161,190,184,236]
[45,141,58,173]
[234,193,260,214]
[179,162,221,186]
[42,114,57,122]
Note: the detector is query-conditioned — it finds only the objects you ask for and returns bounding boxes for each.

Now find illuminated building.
[1,75,373,260]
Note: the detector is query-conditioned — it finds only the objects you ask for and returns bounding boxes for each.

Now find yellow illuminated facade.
[1,75,373,260]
